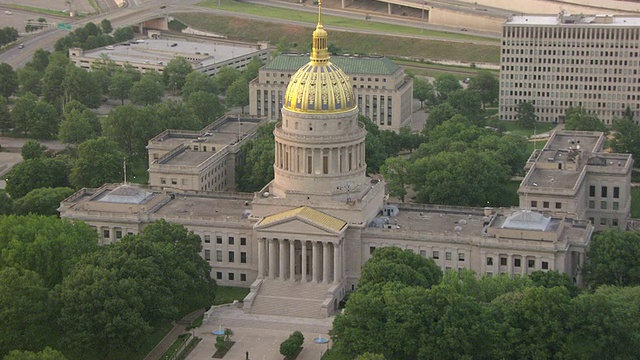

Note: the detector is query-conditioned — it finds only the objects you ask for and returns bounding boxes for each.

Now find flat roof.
[82,38,262,68]
[375,208,485,236]
[506,14,640,26]
[153,194,252,220]
[548,133,601,153]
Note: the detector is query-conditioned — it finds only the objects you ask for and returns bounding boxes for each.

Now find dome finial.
[311,0,329,63]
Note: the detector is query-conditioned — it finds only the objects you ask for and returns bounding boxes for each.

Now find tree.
[359,354,386,360]
[185,91,225,126]
[279,331,304,356]
[610,117,640,160]
[102,104,159,159]
[424,102,456,132]
[151,100,201,131]
[380,157,410,202]
[226,77,249,113]
[0,191,12,215]
[109,70,134,105]
[25,49,50,73]
[181,71,217,99]
[59,102,101,144]
[30,100,60,140]
[13,187,75,216]
[5,157,68,199]
[64,64,102,109]
[112,26,134,43]
[21,140,47,160]
[412,77,436,109]
[0,268,52,358]
[446,89,485,126]
[3,347,67,360]
[17,67,42,96]
[564,106,607,132]
[130,73,164,106]
[163,57,193,92]
[70,137,125,188]
[434,73,462,102]
[529,270,581,298]
[242,56,263,82]
[41,52,69,104]
[10,92,37,136]
[100,19,113,34]
[582,229,640,288]
[468,70,499,108]
[214,66,241,93]
[0,96,11,135]
[516,101,537,129]
[0,62,19,99]
[236,122,276,192]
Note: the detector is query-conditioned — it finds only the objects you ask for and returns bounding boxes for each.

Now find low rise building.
[519,130,632,230]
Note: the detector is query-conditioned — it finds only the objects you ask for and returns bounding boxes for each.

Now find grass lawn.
[130,157,149,185]
[498,120,557,137]
[495,180,521,208]
[214,286,250,305]
[632,187,640,218]
[172,12,500,64]
[10,4,69,16]
[197,0,497,43]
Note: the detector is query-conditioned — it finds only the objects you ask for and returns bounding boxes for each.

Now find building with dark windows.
[500,12,640,125]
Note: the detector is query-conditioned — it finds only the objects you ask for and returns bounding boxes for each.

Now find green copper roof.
[265,54,400,75]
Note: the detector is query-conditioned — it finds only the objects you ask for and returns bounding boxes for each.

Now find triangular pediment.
[255,206,347,235]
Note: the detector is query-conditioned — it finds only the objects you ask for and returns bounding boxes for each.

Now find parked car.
[5,11,12,15]
[18,44,24,49]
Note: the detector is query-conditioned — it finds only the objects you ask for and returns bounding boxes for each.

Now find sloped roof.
[265,54,400,75]
[98,184,152,204]
[259,206,347,232]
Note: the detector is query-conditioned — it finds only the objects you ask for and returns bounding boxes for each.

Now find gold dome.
[283,1,355,113]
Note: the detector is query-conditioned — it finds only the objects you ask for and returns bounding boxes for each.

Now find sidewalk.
[144,309,205,360]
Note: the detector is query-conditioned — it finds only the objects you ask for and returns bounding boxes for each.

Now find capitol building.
[59,5,617,319]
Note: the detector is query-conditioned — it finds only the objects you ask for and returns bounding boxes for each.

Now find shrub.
[279,331,304,356]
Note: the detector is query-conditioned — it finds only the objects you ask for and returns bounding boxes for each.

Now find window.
[528,259,535,268]
[589,185,595,197]
[205,249,211,261]
[240,237,247,246]
[486,257,494,266]
[514,258,521,267]
[216,272,222,280]
[216,236,222,244]
[160,178,166,184]
[542,261,549,270]
[531,200,537,208]
[432,251,440,259]
[555,202,562,209]
[241,252,247,264]
[229,251,235,263]
[600,218,607,225]
[216,250,222,262]
[115,230,122,239]
[240,273,247,282]
[601,186,608,197]
[613,202,619,210]
[103,229,110,238]
[543,201,549,208]
[612,218,619,226]
[420,250,427,257]
[369,247,376,255]
[601,201,607,210]
[500,257,507,266]
[445,252,452,261]
[589,217,595,224]
[589,200,595,209]
[204,235,211,243]
[229,236,235,245]
[458,253,465,261]
[228,272,234,281]
[614,186,620,198]
[171,179,177,185]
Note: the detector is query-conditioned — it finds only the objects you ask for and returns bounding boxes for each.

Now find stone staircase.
[247,280,333,318]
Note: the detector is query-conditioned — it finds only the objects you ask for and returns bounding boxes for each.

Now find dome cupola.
[283,1,355,113]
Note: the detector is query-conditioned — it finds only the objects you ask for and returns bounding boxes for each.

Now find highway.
[0,0,498,69]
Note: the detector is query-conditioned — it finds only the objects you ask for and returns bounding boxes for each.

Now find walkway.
[144,309,205,360]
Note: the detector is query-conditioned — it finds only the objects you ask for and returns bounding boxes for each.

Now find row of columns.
[258,238,342,284]
[274,141,365,175]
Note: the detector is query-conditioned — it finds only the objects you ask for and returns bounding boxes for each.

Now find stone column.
[279,239,286,280]
[301,240,308,283]
[289,240,296,281]
[312,241,320,283]
[323,242,331,284]
[507,254,513,276]
[258,238,265,278]
[334,241,341,283]
[269,238,277,279]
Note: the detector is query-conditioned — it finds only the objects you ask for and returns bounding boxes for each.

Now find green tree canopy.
[0,62,19,99]
[564,106,607,132]
[21,140,47,160]
[181,70,217,99]
[236,121,276,192]
[226,77,250,113]
[583,229,640,288]
[12,187,75,216]
[3,347,67,360]
[5,157,68,198]
[70,137,125,188]
[64,63,101,109]
[516,101,537,129]
[380,157,410,202]
[412,76,436,109]
[130,72,164,106]
[185,91,226,127]
[468,70,499,108]
[58,102,101,144]
[446,89,485,126]
[163,56,193,92]
[610,117,640,160]
[434,73,462,103]
[214,66,241,93]
[17,67,42,96]
[359,247,442,292]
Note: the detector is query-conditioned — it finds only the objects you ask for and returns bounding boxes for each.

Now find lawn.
[214,286,250,305]
[197,0,498,43]
[495,180,521,208]
[498,120,558,137]
[173,12,500,64]
[631,187,640,218]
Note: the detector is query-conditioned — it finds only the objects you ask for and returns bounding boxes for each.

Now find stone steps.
[248,280,331,318]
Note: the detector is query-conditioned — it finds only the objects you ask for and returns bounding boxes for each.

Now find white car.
[5,11,12,15]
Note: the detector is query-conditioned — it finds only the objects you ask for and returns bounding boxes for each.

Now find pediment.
[255,217,341,236]
[254,206,347,236]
